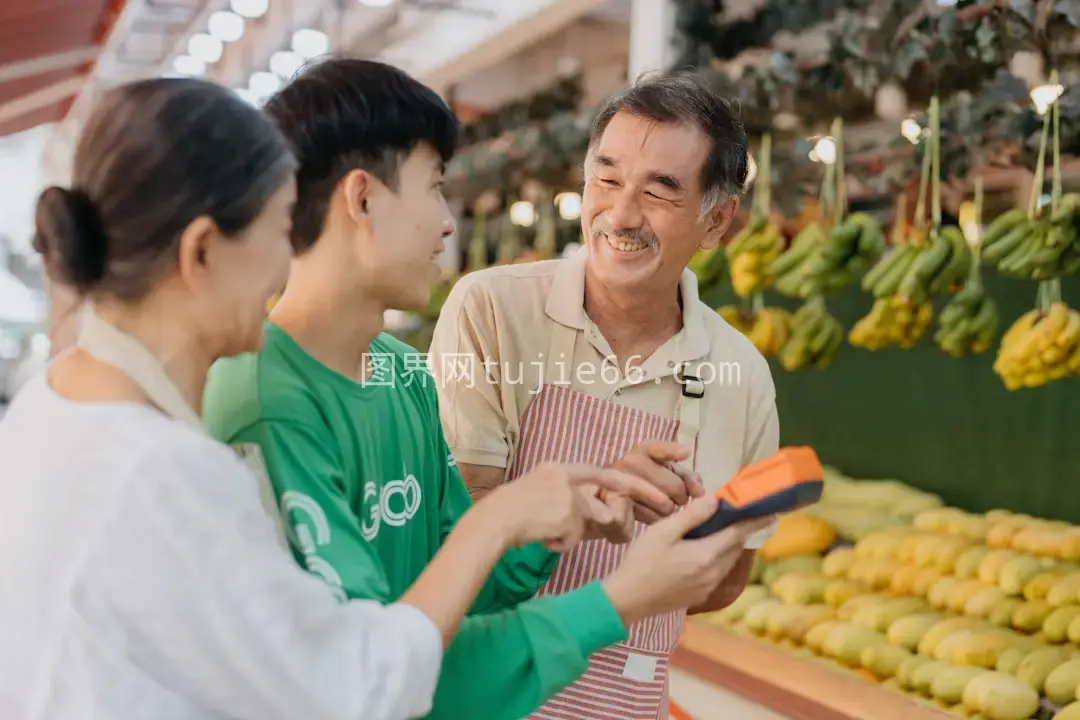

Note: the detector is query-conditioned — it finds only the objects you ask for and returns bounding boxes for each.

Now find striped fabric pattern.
[509,384,686,720]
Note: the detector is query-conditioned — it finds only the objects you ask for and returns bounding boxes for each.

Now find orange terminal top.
[714,446,824,507]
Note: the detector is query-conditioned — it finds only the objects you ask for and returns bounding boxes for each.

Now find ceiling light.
[172,55,206,77]
[269,50,304,79]
[231,0,269,18]
[208,11,245,43]
[249,71,282,98]
[234,87,258,105]
[360,0,395,6]
[188,33,223,64]
[901,118,922,144]
[291,28,329,60]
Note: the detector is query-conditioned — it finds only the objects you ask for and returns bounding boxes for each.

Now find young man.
[200,58,748,720]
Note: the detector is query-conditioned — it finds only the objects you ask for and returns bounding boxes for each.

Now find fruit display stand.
[672,621,953,720]
[676,466,1080,720]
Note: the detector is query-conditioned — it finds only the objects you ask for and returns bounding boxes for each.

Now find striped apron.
[510,321,705,720]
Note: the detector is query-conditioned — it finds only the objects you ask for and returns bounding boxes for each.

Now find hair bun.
[33,186,109,290]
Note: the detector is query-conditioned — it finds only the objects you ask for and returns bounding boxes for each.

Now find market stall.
[402,1,1080,717]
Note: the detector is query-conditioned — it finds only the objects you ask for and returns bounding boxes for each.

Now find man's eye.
[599,177,619,186]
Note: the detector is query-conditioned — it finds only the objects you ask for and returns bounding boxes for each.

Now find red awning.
[0,0,127,138]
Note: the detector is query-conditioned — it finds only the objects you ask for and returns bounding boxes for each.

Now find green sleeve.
[230,419,393,602]
[426,580,628,720]
[437,442,558,613]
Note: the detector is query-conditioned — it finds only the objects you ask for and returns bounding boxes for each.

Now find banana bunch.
[688,243,729,291]
[933,280,998,357]
[769,223,825,297]
[717,305,792,357]
[993,303,1080,389]
[848,296,933,350]
[726,215,785,297]
[861,226,971,304]
[770,213,885,298]
[982,198,1080,280]
[778,301,844,370]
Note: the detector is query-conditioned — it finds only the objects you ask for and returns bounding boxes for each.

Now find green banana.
[982,222,1031,264]
[869,245,919,298]
[981,209,1027,248]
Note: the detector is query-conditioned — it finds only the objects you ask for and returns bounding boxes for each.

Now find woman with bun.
[0,77,742,720]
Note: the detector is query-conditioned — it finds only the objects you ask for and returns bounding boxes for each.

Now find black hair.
[589,71,749,212]
[262,57,459,254]
[33,77,296,300]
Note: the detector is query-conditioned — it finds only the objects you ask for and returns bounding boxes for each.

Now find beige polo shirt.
[429,247,779,545]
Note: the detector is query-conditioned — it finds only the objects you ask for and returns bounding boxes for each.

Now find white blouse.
[0,374,442,720]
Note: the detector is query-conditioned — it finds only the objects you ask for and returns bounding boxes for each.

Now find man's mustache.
[590,216,658,247]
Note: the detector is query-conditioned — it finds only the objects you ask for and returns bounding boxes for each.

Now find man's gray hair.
[588,71,750,221]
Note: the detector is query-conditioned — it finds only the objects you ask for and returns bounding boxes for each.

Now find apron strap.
[544,320,578,386]
[76,308,289,550]
[673,360,706,467]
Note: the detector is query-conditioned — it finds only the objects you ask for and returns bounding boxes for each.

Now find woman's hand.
[484,462,669,552]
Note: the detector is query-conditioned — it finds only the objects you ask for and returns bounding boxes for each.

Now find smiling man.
[430,72,779,720]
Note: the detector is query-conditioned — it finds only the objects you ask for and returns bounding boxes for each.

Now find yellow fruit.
[936,630,979,662]
[1043,606,1080,643]
[823,580,865,608]
[772,574,829,605]
[987,597,1024,627]
[821,623,886,667]
[896,654,934,690]
[1044,658,1080,706]
[995,647,1028,676]
[1056,702,1080,720]
[931,665,989,705]
[787,605,836,643]
[801,617,835,649]
[949,581,992,614]
[887,612,946,651]
[743,599,783,635]
[986,522,1025,549]
[912,568,946,597]
[920,618,983,657]
[764,604,803,641]
[977,673,1040,719]
[1023,570,1068,601]
[954,630,1019,669]
[1047,572,1080,607]
[997,555,1044,596]
[861,643,912,679]
[955,546,992,580]
[852,597,929,633]
[912,660,951,696]
[1014,645,1072,690]
[890,564,921,595]
[837,594,887,622]
[978,550,1021,585]
[929,577,962,609]
[965,587,1009,619]
[759,513,836,561]
[1011,599,1053,632]
[821,547,857,578]
[760,554,823,586]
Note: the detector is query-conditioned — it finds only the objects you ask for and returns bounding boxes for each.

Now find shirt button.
[613,389,622,397]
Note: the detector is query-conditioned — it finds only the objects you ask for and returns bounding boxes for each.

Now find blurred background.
[2,1,1080,717]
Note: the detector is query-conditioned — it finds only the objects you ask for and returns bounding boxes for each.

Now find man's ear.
[700,195,741,250]
[341,168,372,227]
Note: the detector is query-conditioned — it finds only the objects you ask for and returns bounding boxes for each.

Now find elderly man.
[429,73,779,720]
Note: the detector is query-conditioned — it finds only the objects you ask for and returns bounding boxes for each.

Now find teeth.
[606,235,647,252]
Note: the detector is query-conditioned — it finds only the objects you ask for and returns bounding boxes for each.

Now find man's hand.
[612,441,706,524]
[577,484,636,544]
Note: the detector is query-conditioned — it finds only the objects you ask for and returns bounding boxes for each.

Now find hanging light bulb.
[234,87,259,105]
[187,33,223,64]
[230,0,269,18]
[269,50,304,79]
[554,192,582,221]
[809,136,837,165]
[249,71,282,98]
[172,54,205,77]
[1030,83,1064,116]
[509,201,537,227]
[291,28,329,60]
[901,118,922,144]
[359,0,395,6]
[208,11,245,43]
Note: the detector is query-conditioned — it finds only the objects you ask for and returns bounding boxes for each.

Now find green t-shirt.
[202,323,627,720]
